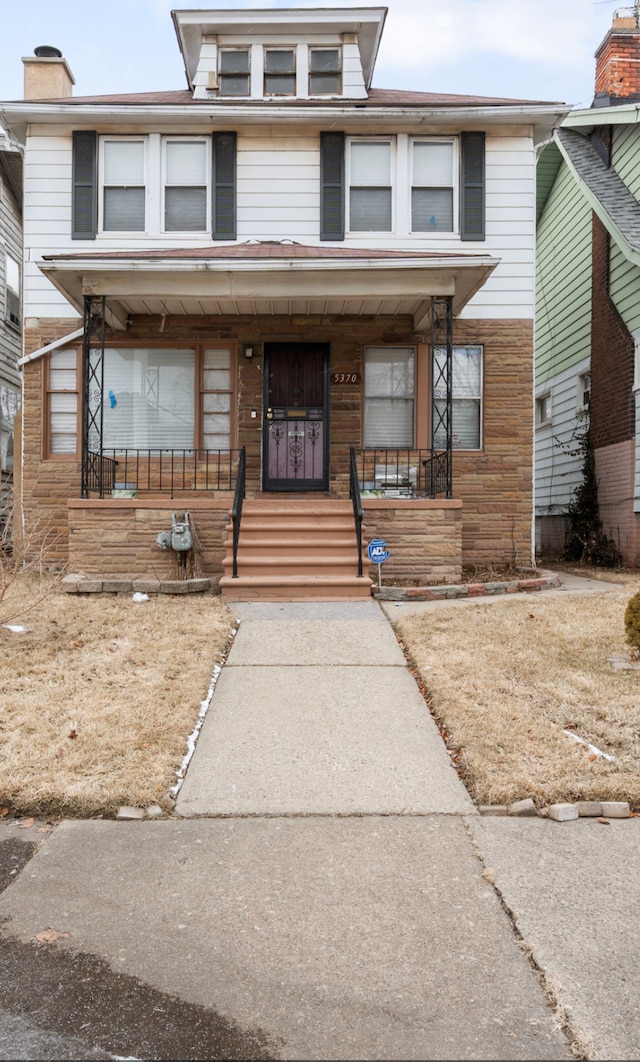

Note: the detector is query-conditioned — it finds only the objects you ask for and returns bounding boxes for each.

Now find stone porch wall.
[22,313,534,574]
[362,498,462,583]
[67,497,233,582]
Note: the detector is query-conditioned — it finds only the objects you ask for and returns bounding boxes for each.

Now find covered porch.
[37,244,496,595]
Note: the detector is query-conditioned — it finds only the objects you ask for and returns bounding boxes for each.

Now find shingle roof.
[557,127,640,255]
[43,242,488,262]
[11,86,561,108]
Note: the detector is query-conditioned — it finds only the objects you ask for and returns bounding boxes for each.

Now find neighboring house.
[0,127,22,512]
[536,8,640,565]
[0,8,566,598]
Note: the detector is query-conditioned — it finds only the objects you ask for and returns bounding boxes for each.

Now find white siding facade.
[23,124,537,322]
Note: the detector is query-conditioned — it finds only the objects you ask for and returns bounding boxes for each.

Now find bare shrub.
[0,505,66,626]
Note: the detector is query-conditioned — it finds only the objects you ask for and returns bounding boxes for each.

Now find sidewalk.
[0,588,638,1059]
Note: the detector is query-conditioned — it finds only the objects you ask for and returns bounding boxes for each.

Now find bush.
[624,590,640,652]
[564,428,622,568]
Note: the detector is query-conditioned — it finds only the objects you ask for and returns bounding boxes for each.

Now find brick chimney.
[22,46,75,100]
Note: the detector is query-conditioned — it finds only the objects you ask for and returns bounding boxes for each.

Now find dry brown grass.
[0,577,235,817]
[394,577,640,809]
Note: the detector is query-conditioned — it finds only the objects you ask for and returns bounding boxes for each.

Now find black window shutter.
[461,132,485,241]
[320,131,345,241]
[72,131,97,240]
[212,132,237,241]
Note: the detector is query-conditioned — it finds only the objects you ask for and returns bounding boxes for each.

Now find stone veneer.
[21,313,534,578]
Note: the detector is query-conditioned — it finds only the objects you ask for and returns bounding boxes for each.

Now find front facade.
[1,8,566,591]
[536,9,640,565]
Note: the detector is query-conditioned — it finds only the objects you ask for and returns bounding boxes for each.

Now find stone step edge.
[61,575,214,595]
[374,569,560,601]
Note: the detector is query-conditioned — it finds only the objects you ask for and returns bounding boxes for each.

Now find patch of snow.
[2,624,27,633]
[131,592,149,603]
[562,728,616,762]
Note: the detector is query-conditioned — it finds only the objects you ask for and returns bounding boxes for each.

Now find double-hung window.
[164,139,208,232]
[349,140,393,232]
[264,49,296,95]
[101,139,146,232]
[412,140,456,233]
[309,48,341,94]
[218,48,250,96]
[364,347,415,448]
[433,345,483,450]
[47,348,79,457]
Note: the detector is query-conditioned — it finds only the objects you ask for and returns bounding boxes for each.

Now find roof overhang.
[38,247,499,333]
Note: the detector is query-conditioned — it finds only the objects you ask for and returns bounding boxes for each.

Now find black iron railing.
[231,447,246,579]
[349,446,364,578]
[83,448,242,499]
[355,448,452,499]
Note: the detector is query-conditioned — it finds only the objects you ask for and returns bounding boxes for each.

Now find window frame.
[410,137,458,235]
[536,391,552,429]
[44,347,81,460]
[577,371,590,413]
[433,344,484,451]
[161,136,211,235]
[263,47,297,96]
[347,137,395,234]
[218,47,251,97]
[362,345,416,449]
[308,47,342,95]
[4,250,21,331]
[99,135,148,235]
[43,342,238,459]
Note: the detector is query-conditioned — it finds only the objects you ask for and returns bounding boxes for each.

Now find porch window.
[163,140,208,232]
[364,347,415,448]
[411,140,455,232]
[47,348,79,456]
[201,348,232,448]
[349,140,393,232]
[102,348,195,449]
[433,345,482,450]
[101,139,146,232]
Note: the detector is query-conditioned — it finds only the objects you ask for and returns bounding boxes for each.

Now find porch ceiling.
[39,245,499,331]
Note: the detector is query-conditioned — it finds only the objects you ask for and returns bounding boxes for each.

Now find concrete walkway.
[176,600,473,817]
[0,581,638,1059]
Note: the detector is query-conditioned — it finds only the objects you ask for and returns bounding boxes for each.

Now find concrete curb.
[60,575,214,595]
[373,569,560,601]
[479,799,633,820]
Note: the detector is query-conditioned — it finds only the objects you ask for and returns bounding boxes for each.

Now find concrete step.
[219,573,372,602]
[222,555,360,577]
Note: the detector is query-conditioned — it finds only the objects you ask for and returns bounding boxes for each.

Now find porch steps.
[219,498,372,602]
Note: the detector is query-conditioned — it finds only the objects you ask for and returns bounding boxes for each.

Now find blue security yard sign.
[368,538,390,564]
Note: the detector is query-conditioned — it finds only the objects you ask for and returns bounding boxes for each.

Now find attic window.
[309,48,341,94]
[264,49,296,95]
[219,49,250,96]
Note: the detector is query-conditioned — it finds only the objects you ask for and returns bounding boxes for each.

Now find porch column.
[80,295,106,498]
[430,295,453,498]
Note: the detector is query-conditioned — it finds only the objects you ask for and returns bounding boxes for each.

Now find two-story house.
[0,7,566,599]
[536,8,640,566]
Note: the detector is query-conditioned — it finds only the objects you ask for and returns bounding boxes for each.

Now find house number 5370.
[331,372,361,385]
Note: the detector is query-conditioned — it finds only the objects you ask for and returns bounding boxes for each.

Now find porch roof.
[39,242,499,332]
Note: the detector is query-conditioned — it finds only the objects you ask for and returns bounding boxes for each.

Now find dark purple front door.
[263,342,329,491]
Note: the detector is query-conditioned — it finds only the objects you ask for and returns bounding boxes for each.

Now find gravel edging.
[373,569,560,601]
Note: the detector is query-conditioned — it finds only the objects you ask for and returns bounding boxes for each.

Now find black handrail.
[231,447,246,579]
[349,446,363,577]
[83,448,241,497]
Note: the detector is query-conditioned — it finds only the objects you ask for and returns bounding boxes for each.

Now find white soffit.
[38,253,498,330]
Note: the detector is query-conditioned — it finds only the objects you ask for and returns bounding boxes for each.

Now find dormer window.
[309,48,341,94]
[264,49,296,95]
[218,49,250,96]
